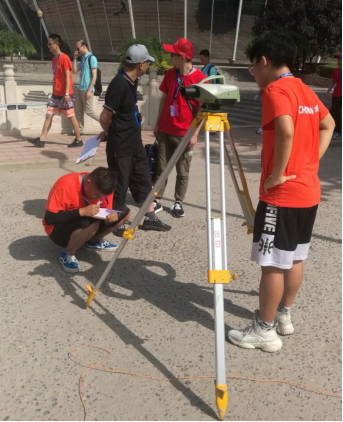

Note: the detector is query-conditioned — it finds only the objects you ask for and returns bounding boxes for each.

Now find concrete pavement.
[0,141,341,421]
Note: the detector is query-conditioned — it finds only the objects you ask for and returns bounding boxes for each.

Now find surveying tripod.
[85,108,255,420]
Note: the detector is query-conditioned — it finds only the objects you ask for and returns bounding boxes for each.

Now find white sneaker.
[275,309,294,336]
[228,319,282,353]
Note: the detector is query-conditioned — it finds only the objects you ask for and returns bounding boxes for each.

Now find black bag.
[88,54,102,96]
[208,64,221,83]
[145,141,158,183]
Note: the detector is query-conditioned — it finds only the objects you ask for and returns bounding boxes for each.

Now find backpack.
[88,54,102,96]
[208,64,221,83]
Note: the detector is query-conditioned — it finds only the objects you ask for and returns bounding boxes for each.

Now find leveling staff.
[43,167,130,273]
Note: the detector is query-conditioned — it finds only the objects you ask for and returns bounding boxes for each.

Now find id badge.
[170,104,178,117]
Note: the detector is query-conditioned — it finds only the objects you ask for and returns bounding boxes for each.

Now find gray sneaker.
[275,309,294,336]
[113,224,126,238]
[228,318,282,353]
[141,216,171,232]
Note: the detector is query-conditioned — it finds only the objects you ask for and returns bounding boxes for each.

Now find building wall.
[1,0,264,61]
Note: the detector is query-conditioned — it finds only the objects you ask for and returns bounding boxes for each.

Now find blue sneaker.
[59,250,79,273]
[85,239,118,251]
[332,131,340,139]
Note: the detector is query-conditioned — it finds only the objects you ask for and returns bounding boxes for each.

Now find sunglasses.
[170,53,181,57]
[248,57,263,75]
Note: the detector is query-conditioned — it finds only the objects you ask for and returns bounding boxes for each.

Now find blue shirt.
[79,52,97,92]
[201,63,217,78]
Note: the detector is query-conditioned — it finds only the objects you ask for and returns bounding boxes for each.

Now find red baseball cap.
[163,38,194,61]
[334,53,342,58]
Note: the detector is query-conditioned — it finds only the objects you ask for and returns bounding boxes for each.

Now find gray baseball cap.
[125,44,155,64]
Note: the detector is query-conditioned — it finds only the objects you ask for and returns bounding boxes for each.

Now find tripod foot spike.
[215,384,228,420]
[85,285,101,309]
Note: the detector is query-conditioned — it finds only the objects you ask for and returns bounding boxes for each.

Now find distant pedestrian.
[18,51,21,60]
[326,52,342,138]
[27,34,83,149]
[199,49,217,83]
[73,39,100,134]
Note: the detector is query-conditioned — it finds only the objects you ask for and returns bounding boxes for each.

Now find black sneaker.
[68,138,84,148]
[27,137,45,148]
[141,217,171,232]
[153,199,163,213]
[113,224,126,237]
[170,201,185,218]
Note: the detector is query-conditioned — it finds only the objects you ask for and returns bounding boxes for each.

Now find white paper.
[93,208,123,220]
[76,136,101,164]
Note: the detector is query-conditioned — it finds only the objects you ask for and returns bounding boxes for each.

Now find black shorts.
[107,148,152,208]
[49,211,130,248]
[251,201,318,269]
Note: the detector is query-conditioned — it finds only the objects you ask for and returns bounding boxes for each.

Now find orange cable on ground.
[69,346,342,421]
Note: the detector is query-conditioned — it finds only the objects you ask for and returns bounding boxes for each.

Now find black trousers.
[330,96,342,133]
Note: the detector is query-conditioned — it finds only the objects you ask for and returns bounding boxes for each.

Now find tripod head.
[181,75,240,111]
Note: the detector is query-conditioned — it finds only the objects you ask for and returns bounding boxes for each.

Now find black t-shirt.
[104,70,142,157]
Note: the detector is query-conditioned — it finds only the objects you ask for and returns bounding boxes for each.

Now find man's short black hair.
[200,49,210,58]
[79,39,89,49]
[89,167,117,195]
[48,33,62,45]
[248,31,297,69]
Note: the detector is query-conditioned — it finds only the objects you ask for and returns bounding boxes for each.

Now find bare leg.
[40,114,53,140]
[65,221,100,255]
[69,115,81,140]
[259,266,284,322]
[280,260,303,307]
[92,212,131,241]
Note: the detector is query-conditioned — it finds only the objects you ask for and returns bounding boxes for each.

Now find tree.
[252,0,342,66]
[0,31,36,62]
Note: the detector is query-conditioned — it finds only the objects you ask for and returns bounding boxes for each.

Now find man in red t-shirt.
[153,38,206,218]
[228,31,335,353]
[43,167,130,273]
[326,52,342,138]
[27,34,83,149]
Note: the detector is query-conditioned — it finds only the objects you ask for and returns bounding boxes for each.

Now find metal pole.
[127,0,136,38]
[209,0,215,54]
[0,6,13,32]
[156,0,161,43]
[76,0,92,52]
[205,128,212,269]
[184,0,188,39]
[39,18,43,61]
[32,0,49,38]
[184,0,187,39]
[232,0,243,62]
[4,0,26,37]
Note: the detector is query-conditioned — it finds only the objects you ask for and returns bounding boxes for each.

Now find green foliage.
[0,31,36,59]
[251,0,342,64]
[119,38,172,70]
[316,63,338,78]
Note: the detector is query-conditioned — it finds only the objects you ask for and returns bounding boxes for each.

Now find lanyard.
[277,72,293,80]
[120,69,138,104]
[173,66,193,103]
[81,175,108,207]
[53,53,61,75]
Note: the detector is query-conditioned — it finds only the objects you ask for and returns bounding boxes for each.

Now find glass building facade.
[0,0,265,60]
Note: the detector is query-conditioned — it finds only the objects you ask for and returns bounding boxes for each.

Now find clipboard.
[76,136,101,164]
[93,208,123,220]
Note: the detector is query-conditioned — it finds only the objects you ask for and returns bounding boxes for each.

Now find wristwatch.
[65,92,69,96]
